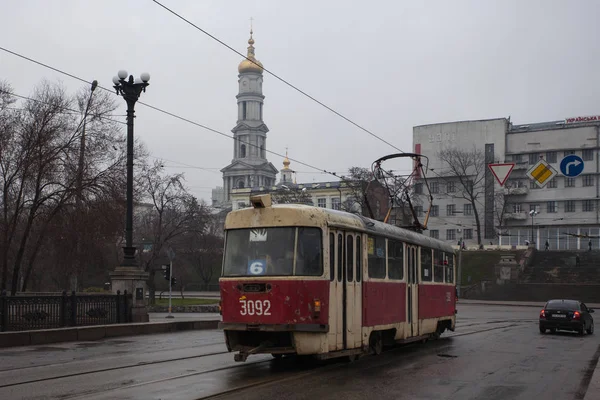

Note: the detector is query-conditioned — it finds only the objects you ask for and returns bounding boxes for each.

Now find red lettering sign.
[565,116,600,124]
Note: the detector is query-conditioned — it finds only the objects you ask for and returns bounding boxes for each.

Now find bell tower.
[221,28,278,202]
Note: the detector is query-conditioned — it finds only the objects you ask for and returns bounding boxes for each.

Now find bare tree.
[493,190,509,237]
[137,161,210,303]
[0,79,137,293]
[437,147,486,245]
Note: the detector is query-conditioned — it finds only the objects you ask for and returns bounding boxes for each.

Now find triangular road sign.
[488,163,515,186]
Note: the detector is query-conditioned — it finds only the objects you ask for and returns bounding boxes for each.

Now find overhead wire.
[150,0,404,153]
[0,46,346,182]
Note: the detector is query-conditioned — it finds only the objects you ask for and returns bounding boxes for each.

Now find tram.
[218,194,457,362]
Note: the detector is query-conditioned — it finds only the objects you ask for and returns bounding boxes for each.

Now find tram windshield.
[223,227,323,277]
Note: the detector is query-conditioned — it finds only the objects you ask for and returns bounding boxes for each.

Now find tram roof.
[225,201,455,254]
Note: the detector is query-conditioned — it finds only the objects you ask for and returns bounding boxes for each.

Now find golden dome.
[283,157,290,169]
[238,30,263,74]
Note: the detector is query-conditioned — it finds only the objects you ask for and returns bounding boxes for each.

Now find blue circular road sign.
[560,154,584,177]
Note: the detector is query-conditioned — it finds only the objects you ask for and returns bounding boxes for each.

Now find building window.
[259,103,263,120]
[317,198,326,208]
[414,206,423,217]
[565,177,576,187]
[512,203,522,213]
[237,180,245,189]
[466,180,474,192]
[447,181,456,193]
[242,101,247,120]
[240,144,246,158]
[331,197,341,210]
[583,175,594,187]
[414,183,423,194]
[513,154,523,163]
[546,151,557,163]
[548,178,557,188]
[583,200,595,212]
[565,200,576,212]
[530,204,538,212]
[464,203,472,215]
[446,229,456,241]
[547,201,557,213]
[529,153,538,165]
[564,150,575,157]
[530,180,539,189]
[446,204,456,216]
[583,149,594,161]
[431,205,439,217]
[431,182,439,194]
[429,230,439,239]
[464,229,473,240]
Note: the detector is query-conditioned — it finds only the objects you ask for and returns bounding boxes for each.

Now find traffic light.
[163,265,170,281]
[171,277,177,286]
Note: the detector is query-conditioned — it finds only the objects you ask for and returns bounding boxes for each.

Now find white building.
[413,117,600,250]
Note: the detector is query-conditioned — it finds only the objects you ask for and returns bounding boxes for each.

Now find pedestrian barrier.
[0,290,132,332]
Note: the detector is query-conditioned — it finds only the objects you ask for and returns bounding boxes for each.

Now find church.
[211,30,394,223]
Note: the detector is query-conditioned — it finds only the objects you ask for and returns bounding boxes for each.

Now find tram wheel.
[369,332,383,355]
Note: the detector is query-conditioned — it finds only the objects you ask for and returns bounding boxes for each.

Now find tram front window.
[223,227,323,277]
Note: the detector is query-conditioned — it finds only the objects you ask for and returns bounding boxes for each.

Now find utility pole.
[166,247,175,319]
[167,260,173,319]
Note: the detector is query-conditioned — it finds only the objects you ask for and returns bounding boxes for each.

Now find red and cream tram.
[219,194,457,362]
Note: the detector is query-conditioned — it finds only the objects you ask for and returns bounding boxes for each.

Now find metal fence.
[0,290,132,332]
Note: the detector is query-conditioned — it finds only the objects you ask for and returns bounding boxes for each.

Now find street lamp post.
[112,70,150,267]
[529,209,538,246]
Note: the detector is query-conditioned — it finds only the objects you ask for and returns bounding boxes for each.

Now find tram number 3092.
[239,299,271,316]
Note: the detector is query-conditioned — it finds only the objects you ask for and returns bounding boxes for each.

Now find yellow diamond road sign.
[527,159,557,188]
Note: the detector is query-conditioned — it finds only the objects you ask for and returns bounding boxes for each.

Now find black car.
[539,299,594,335]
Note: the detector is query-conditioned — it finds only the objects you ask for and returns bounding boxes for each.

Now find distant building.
[211,187,224,207]
[219,29,278,203]
[413,116,600,250]
[213,29,399,224]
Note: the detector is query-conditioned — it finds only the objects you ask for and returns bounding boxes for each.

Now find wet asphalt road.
[0,304,598,400]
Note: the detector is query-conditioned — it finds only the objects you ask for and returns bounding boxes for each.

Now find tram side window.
[367,236,386,279]
[388,240,404,280]
[445,252,454,283]
[433,249,444,282]
[356,236,362,282]
[295,228,323,276]
[337,234,343,282]
[421,248,433,282]
[347,236,354,281]
[329,233,335,281]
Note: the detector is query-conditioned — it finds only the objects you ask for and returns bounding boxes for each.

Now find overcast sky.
[2,0,599,203]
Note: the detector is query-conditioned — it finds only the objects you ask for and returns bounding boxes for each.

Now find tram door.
[406,245,419,337]
[329,230,362,351]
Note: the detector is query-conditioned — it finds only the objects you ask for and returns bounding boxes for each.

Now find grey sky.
[1,0,599,202]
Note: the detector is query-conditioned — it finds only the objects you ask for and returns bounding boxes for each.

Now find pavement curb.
[0,320,219,349]
[459,301,543,308]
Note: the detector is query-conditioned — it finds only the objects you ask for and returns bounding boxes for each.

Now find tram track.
[195,321,528,400]
[0,349,231,389]
[0,321,528,399]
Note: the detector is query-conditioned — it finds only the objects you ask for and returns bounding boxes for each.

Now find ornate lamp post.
[529,209,538,246]
[109,70,150,322]
[112,70,150,266]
